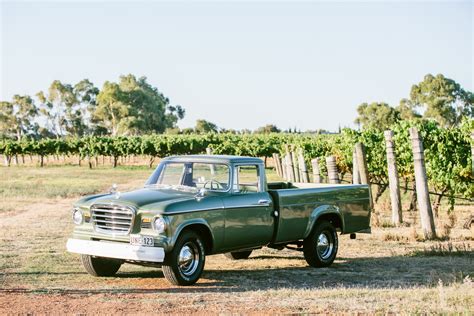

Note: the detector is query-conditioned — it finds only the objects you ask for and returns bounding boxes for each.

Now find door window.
[233,165,260,193]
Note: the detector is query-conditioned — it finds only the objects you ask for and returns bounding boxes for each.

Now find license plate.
[130,234,154,247]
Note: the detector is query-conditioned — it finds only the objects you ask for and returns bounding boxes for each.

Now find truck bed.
[268,182,371,244]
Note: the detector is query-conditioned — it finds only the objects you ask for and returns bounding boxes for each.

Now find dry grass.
[0,165,473,314]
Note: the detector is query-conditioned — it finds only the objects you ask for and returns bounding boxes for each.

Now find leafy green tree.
[195,119,219,133]
[254,124,280,134]
[0,101,14,138]
[397,98,421,120]
[165,105,185,129]
[94,81,129,136]
[409,74,473,127]
[37,80,77,137]
[94,74,184,135]
[354,102,400,130]
[181,127,195,135]
[73,79,99,135]
[0,95,38,140]
[164,127,181,134]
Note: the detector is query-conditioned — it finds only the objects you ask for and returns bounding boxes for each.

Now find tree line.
[0,74,185,140]
[354,74,473,130]
[3,73,471,140]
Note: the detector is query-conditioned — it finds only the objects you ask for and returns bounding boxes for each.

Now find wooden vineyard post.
[311,158,322,183]
[409,127,436,239]
[384,130,402,225]
[281,153,288,180]
[285,145,296,182]
[326,156,340,184]
[298,148,309,183]
[352,147,361,184]
[471,132,474,176]
[291,148,300,182]
[273,153,283,178]
[287,153,296,182]
[206,147,215,175]
[355,142,373,209]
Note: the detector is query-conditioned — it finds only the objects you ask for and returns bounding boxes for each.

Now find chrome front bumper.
[66,239,165,263]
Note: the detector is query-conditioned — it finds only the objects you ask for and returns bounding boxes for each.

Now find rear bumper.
[66,238,165,263]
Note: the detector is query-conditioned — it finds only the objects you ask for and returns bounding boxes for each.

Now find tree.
[94,74,185,135]
[165,105,185,129]
[354,102,400,130]
[195,119,219,133]
[0,95,38,140]
[74,79,99,135]
[397,98,421,120]
[181,127,195,134]
[36,80,77,137]
[0,101,14,138]
[409,74,473,127]
[254,124,280,134]
[94,81,129,136]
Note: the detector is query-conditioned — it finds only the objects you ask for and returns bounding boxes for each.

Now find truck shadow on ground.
[3,252,472,295]
[129,252,472,289]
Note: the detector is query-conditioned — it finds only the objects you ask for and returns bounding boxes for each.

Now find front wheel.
[81,255,122,277]
[162,231,206,286]
[303,220,338,267]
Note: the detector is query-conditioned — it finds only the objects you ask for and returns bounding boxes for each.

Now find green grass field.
[0,165,473,313]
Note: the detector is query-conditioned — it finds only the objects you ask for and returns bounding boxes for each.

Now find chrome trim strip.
[280,197,370,208]
[163,204,269,216]
[227,204,271,209]
[92,215,132,220]
[163,206,225,215]
[96,225,129,230]
[94,220,130,225]
[91,209,132,215]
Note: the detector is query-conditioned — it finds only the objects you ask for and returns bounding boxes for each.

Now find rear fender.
[304,205,344,238]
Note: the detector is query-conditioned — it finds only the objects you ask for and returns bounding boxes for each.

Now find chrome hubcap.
[317,232,334,260]
[178,242,199,276]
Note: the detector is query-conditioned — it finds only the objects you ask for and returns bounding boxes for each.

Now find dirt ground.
[0,166,473,314]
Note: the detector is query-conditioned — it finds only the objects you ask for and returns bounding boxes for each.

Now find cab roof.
[163,155,263,165]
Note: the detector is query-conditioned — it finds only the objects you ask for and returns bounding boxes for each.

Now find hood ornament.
[110,183,120,199]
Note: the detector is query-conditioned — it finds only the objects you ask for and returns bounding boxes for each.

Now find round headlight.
[153,217,166,233]
[72,208,83,225]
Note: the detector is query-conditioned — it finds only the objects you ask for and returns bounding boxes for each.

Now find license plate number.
[130,234,154,247]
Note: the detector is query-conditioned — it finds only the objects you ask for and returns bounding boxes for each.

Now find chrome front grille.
[91,204,135,235]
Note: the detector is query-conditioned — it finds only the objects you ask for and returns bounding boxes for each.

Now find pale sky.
[1,1,472,131]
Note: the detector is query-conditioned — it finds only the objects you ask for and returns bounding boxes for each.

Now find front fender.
[303,204,344,239]
[169,218,215,252]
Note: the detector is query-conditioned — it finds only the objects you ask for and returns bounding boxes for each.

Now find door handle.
[258,199,270,205]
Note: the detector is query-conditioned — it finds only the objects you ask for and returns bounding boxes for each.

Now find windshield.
[146,162,230,192]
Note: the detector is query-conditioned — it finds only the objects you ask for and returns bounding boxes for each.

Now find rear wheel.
[162,231,206,286]
[224,250,253,260]
[303,220,338,267]
[81,255,122,277]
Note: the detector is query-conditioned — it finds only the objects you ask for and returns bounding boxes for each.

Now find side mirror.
[195,188,208,201]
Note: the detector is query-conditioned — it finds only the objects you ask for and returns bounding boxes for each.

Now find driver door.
[221,164,274,250]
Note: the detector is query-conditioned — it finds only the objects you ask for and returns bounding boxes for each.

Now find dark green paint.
[70,155,371,255]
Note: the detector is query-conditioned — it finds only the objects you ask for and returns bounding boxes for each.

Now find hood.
[76,188,196,209]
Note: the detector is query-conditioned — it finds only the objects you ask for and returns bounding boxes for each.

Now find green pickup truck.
[67,155,371,285]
